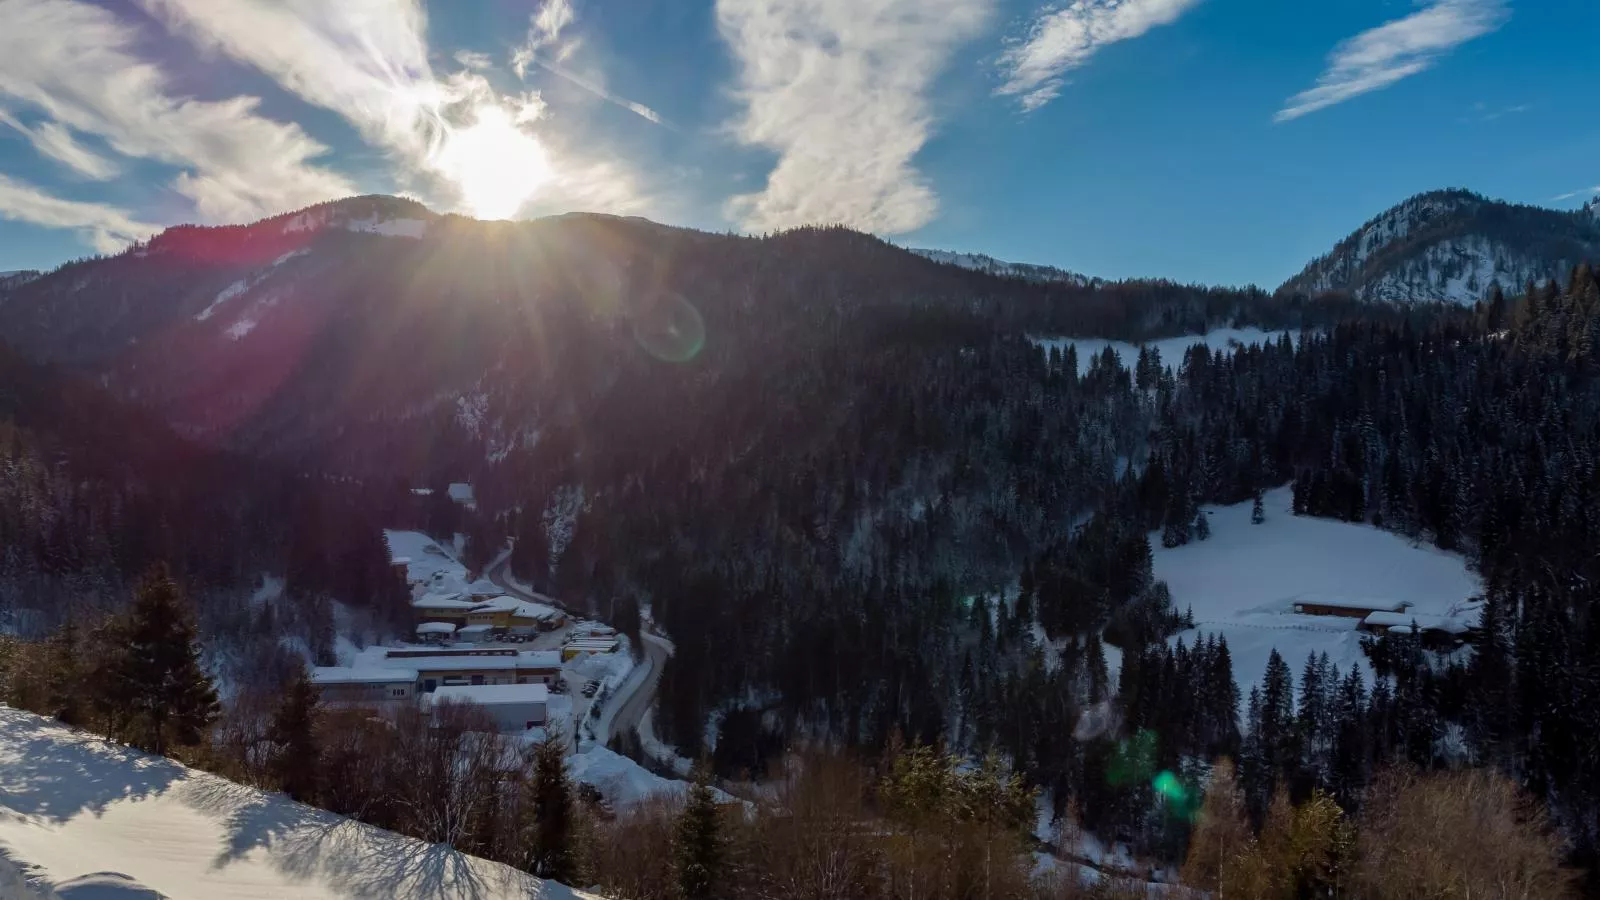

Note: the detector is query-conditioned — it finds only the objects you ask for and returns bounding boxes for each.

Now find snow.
[343,216,428,239]
[309,667,418,685]
[1153,488,1479,707]
[908,248,1092,285]
[565,747,731,809]
[0,706,597,899]
[1032,328,1293,376]
[431,682,548,707]
[384,530,468,591]
[196,280,247,321]
[224,319,257,341]
[446,483,476,509]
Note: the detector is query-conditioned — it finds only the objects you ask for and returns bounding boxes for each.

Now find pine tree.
[267,668,321,803]
[105,566,220,755]
[674,774,725,900]
[1193,509,1211,541]
[42,619,84,726]
[1251,490,1265,524]
[528,735,580,883]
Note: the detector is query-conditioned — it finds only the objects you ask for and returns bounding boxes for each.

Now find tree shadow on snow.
[0,711,181,824]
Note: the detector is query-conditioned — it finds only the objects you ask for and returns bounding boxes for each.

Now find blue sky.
[1,0,1596,286]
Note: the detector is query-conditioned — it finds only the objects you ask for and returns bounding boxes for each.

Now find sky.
[0,0,1596,286]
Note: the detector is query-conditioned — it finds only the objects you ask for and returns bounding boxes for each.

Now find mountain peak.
[1280,188,1600,305]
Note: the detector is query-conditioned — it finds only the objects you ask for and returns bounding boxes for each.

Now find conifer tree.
[267,668,322,803]
[43,618,84,726]
[1251,489,1265,524]
[105,565,220,755]
[674,773,725,900]
[528,735,581,883]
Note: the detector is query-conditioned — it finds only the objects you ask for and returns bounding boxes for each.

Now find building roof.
[311,667,418,685]
[432,682,549,706]
[413,592,476,611]
[457,624,496,636]
[1362,611,1471,634]
[402,650,563,673]
[473,596,562,619]
[416,622,457,635]
[1293,595,1412,613]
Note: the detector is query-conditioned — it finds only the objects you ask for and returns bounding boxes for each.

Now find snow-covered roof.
[310,666,419,685]
[1292,595,1411,612]
[1362,611,1471,634]
[465,578,503,596]
[473,596,562,619]
[413,592,476,610]
[457,624,496,636]
[0,706,597,899]
[398,651,562,673]
[416,622,457,635]
[432,682,549,707]
[447,482,476,506]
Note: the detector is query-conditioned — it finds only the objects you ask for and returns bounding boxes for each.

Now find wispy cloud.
[140,0,654,217]
[0,173,157,253]
[0,108,120,180]
[1461,101,1529,122]
[453,50,494,71]
[511,0,662,125]
[1276,0,1509,123]
[997,0,1201,113]
[0,0,354,224]
[717,0,992,235]
[1552,185,1600,203]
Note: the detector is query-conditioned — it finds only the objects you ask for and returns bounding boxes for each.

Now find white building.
[431,683,548,732]
[310,667,419,705]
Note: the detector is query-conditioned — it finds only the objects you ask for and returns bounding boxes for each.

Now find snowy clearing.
[1032,328,1294,376]
[1152,487,1480,705]
[566,747,731,810]
[0,707,595,900]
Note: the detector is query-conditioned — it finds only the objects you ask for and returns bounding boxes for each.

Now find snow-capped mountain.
[1280,189,1600,305]
[910,247,1097,285]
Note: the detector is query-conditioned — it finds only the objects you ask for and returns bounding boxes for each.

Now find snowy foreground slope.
[0,707,596,900]
[1152,488,1480,705]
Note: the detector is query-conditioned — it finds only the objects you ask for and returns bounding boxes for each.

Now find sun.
[433,105,553,220]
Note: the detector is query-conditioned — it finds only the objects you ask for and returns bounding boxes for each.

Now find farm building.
[1291,597,1413,618]
[430,683,548,732]
[310,667,418,705]
[1359,611,1473,647]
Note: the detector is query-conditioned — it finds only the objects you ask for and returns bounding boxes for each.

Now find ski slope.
[0,707,596,900]
[1153,488,1480,706]
[1032,328,1294,376]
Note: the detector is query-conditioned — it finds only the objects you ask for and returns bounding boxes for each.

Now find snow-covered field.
[1032,327,1294,376]
[0,707,595,900]
[1152,487,1480,704]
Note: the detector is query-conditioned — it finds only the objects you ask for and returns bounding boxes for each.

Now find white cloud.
[453,50,494,71]
[0,0,353,222]
[1276,0,1509,123]
[1551,185,1600,203]
[140,0,656,217]
[0,173,158,253]
[716,0,992,235]
[997,0,1201,112]
[0,108,120,180]
[511,0,661,125]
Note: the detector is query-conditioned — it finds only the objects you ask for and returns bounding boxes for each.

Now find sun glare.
[434,106,553,220]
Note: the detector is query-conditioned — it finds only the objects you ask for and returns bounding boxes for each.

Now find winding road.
[484,549,671,746]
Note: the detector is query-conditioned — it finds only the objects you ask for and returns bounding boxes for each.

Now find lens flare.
[632,293,705,363]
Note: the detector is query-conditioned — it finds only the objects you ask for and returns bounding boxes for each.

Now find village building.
[309,667,419,705]
[429,683,548,733]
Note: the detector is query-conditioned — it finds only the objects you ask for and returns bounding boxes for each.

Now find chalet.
[1359,611,1472,648]
[429,683,548,732]
[310,667,418,705]
[1291,597,1413,618]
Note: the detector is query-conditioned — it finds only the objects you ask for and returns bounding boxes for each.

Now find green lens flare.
[633,293,705,363]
